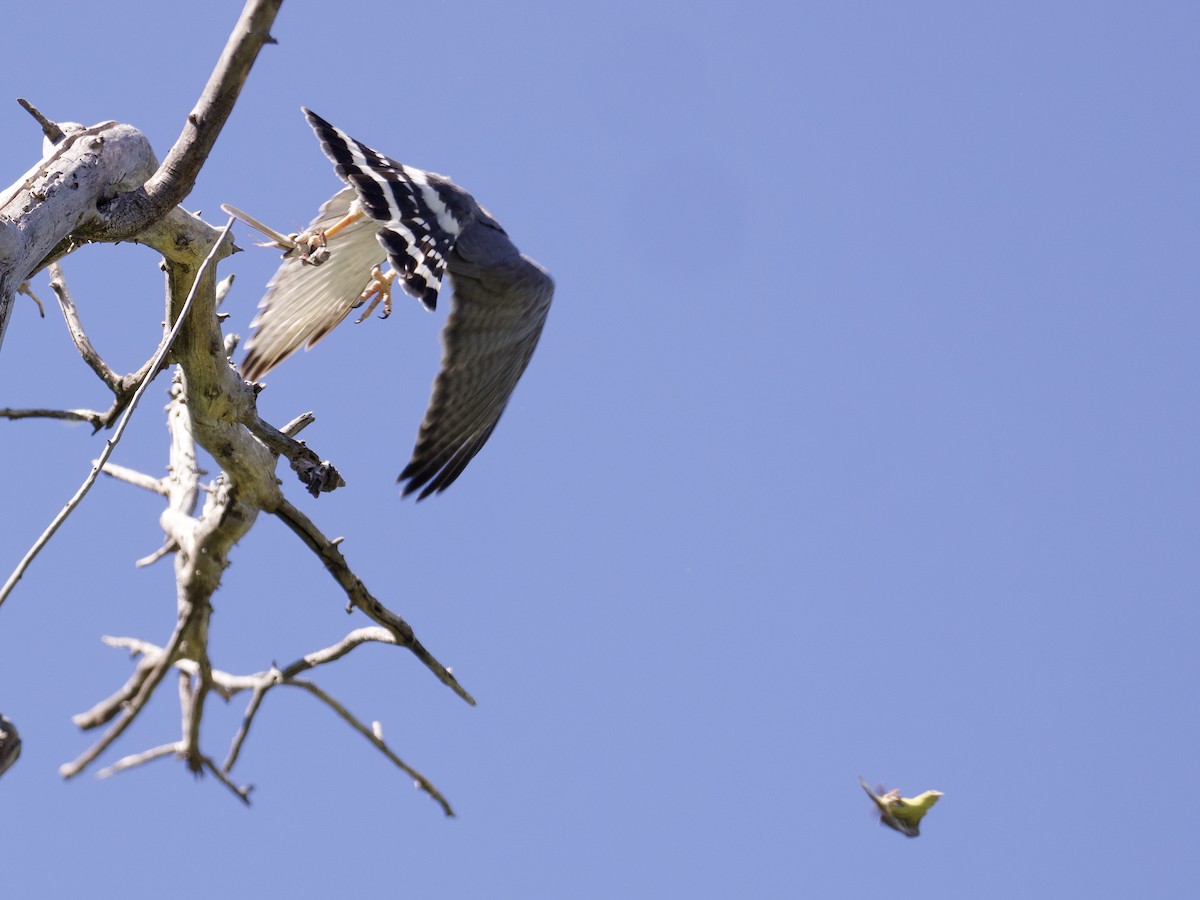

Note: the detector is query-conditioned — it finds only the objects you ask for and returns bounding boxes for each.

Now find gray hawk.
[237,109,554,499]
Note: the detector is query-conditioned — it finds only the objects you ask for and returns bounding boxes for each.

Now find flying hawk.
[237,109,554,499]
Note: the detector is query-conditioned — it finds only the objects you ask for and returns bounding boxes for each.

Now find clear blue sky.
[2,1,1197,896]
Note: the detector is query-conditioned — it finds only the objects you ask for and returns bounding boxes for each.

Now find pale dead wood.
[0,0,470,808]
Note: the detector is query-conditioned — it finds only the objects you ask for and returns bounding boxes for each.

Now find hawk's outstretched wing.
[240,109,554,499]
[397,225,554,498]
[241,187,382,381]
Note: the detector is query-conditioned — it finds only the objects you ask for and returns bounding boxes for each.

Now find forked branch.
[1,0,469,810]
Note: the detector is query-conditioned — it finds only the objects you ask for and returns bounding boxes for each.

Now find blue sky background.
[1,1,1197,896]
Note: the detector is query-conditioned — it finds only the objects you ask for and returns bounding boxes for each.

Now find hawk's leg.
[221,203,330,265]
[280,205,365,266]
[354,266,397,323]
[289,207,366,267]
[322,206,365,240]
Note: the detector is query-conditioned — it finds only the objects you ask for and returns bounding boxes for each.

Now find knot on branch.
[292,456,347,497]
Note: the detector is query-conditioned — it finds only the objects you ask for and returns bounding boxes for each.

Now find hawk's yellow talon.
[355,265,396,323]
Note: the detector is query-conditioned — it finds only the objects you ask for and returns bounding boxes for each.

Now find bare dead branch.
[99,636,231,699]
[70,650,159,730]
[33,263,175,433]
[17,98,65,143]
[177,670,212,776]
[179,670,198,767]
[89,0,283,240]
[278,626,401,678]
[243,412,346,495]
[93,629,448,811]
[287,679,454,817]
[96,742,179,778]
[217,629,403,771]
[6,3,470,812]
[0,328,165,430]
[16,281,45,316]
[61,618,189,776]
[200,754,254,804]
[215,273,235,307]
[0,120,157,348]
[102,635,164,657]
[279,412,316,436]
[96,741,253,805]
[0,220,233,611]
[48,264,123,391]
[0,407,106,427]
[162,371,201,517]
[272,498,476,706]
[100,462,167,495]
[224,680,271,772]
[135,542,178,568]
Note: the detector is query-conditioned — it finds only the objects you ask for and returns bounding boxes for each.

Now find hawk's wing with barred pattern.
[242,110,554,499]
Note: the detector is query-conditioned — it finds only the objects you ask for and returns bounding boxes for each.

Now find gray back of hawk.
[241,109,554,499]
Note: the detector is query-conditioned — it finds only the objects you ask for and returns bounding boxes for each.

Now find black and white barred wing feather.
[304,108,464,313]
[242,109,554,499]
[242,187,382,381]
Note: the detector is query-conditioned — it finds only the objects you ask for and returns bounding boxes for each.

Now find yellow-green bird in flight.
[860,778,943,838]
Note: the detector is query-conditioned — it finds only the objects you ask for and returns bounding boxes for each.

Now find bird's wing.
[880,802,921,837]
[301,108,555,498]
[241,187,383,381]
[860,778,921,837]
[399,236,554,499]
[860,779,881,804]
[891,792,940,835]
[303,108,470,312]
[889,800,923,837]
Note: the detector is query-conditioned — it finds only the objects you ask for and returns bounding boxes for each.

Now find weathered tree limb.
[91,629,456,815]
[273,498,477,706]
[80,0,284,243]
[287,679,455,816]
[0,222,232,610]
[49,264,125,391]
[0,407,106,426]
[0,120,158,348]
[17,98,64,143]
[1,0,471,808]
[0,264,171,430]
[0,0,282,348]
[243,410,346,497]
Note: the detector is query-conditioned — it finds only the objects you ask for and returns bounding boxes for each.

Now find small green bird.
[860,778,943,838]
